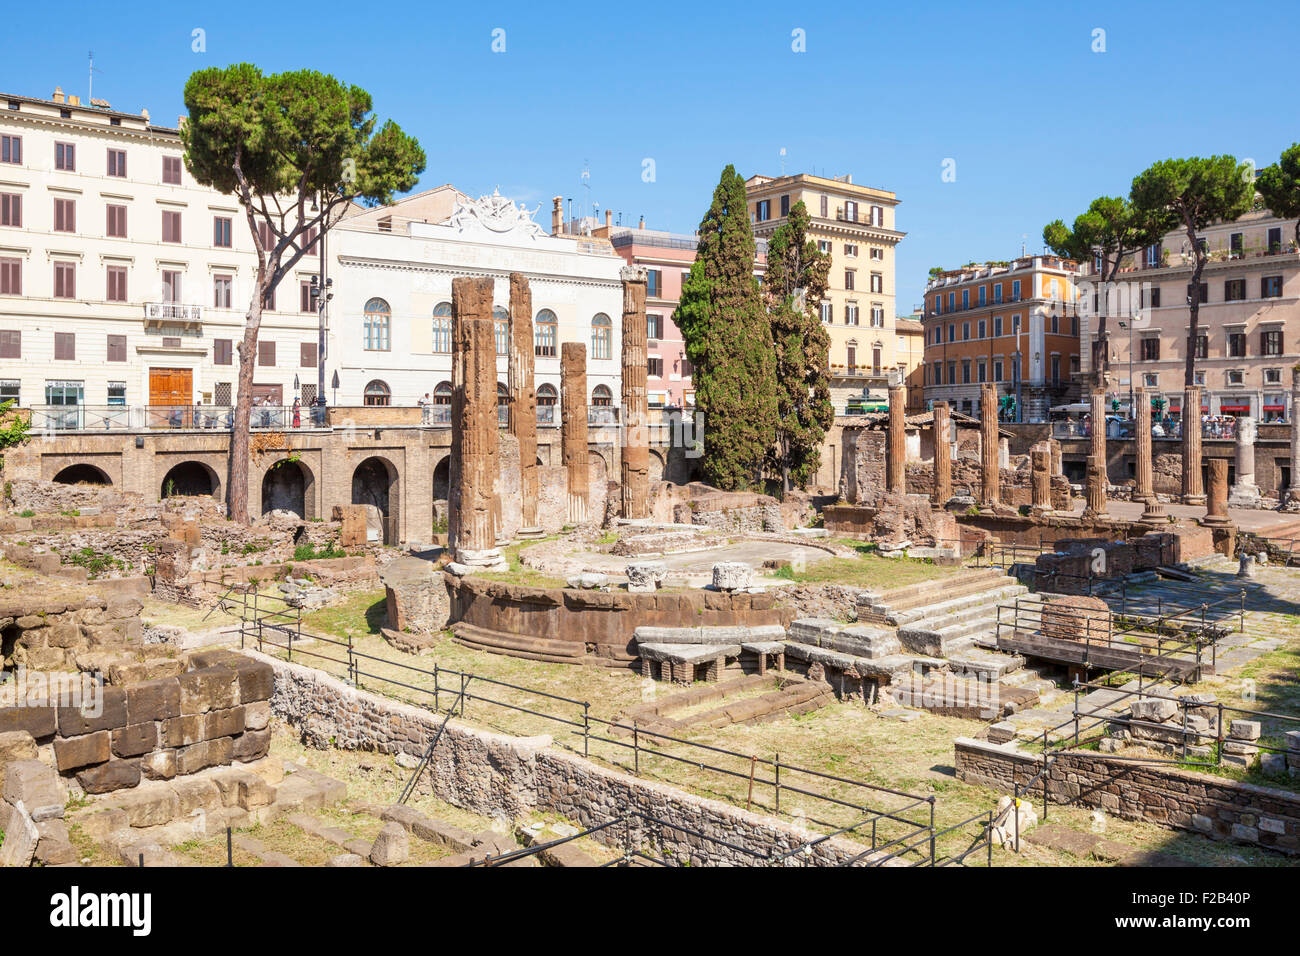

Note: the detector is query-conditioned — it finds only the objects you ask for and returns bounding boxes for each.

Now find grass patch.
[770,552,956,590]
[302,590,388,638]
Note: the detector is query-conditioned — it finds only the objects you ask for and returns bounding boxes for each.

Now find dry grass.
[768,547,960,591]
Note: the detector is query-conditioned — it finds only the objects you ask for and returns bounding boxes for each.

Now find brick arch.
[259,457,317,519]
[351,454,401,545]
[160,460,221,499]
[648,449,666,484]
[53,463,113,485]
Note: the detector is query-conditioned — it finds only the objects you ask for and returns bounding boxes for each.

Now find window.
[993,316,1003,337]
[646,269,662,297]
[1265,368,1282,385]
[363,380,390,406]
[1261,329,1283,356]
[433,382,453,406]
[755,200,770,221]
[947,360,956,384]
[302,227,319,256]
[45,380,82,405]
[54,332,75,360]
[592,384,613,407]
[1143,373,1158,388]
[1195,334,1208,359]
[53,261,75,298]
[106,149,126,178]
[213,216,232,248]
[647,313,663,339]
[1228,332,1246,357]
[494,307,509,356]
[106,334,126,362]
[962,322,970,341]
[1198,283,1208,304]
[161,270,181,303]
[1194,370,1206,386]
[993,359,1004,382]
[843,201,858,222]
[947,323,955,342]
[1140,338,1160,361]
[820,301,833,324]
[1225,279,1246,301]
[978,286,986,306]
[977,359,987,383]
[820,195,828,218]
[363,297,391,351]
[844,243,858,258]
[106,265,127,302]
[0,330,19,358]
[0,258,19,295]
[106,203,126,238]
[0,135,20,164]
[1262,275,1283,298]
[213,275,232,309]
[162,210,181,243]
[647,356,663,377]
[214,339,233,365]
[947,292,955,312]
[844,270,855,291]
[258,340,275,366]
[1149,287,1161,308]
[1268,227,1283,253]
[591,313,612,360]
[819,240,831,254]
[845,302,859,326]
[162,156,182,185]
[993,284,1002,304]
[1226,370,1244,386]
[1011,280,1021,300]
[779,195,790,217]
[300,281,313,314]
[977,319,986,338]
[961,360,971,384]
[432,301,452,354]
[846,344,857,368]
[107,382,126,406]
[931,361,941,384]
[870,305,884,328]
[0,192,20,226]
[300,342,317,368]
[536,383,557,407]
[870,247,883,261]
[870,205,883,226]
[54,198,75,232]
[535,309,557,357]
[55,142,75,171]
[961,289,969,310]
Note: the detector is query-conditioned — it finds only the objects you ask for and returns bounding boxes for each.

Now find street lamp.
[1118,320,1134,417]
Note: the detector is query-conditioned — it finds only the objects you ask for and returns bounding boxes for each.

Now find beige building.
[1079,209,1300,422]
[744,173,905,409]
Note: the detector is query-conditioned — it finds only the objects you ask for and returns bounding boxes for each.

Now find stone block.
[177,666,240,714]
[204,706,246,741]
[176,737,233,776]
[115,787,181,827]
[162,714,205,748]
[244,700,271,732]
[57,685,127,736]
[172,777,222,815]
[76,757,142,794]
[125,677,181,724]
[0,704,58,740]
[232,728,271,763]
[53,731,111,771]
[236,775,274,810]
[1230,823,1259,843]
[2,758,65,819]
[34,818,77,866]
[0,731,38,793]
[0,800,39,867]
[625,561,667,594]
[140,749,176,781]
[1228,719,1261,741]
[111,722,159,758]
[711,562,754,591]
[369,821,409,866]
[1130,698,1178,723]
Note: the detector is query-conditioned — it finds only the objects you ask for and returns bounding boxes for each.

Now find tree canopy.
[1256,143,1300,249]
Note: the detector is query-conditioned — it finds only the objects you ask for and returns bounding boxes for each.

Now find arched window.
[535,309,557,357]
[591,313,612,360]
[536,382,558,425]
[363,379,391,406]
[591,384,613,407]
[493,306,509,356]
[432,301,452,354]
[497,382,509,425]
[364,298,391,351]
[433,381,452,405]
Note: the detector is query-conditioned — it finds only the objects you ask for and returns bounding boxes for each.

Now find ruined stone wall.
[955,737,1300,854]
[0,593,143,671]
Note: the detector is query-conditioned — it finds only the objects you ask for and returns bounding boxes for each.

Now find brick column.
[620,266,649,519]
[1204,458,1230,524]
[1288,366,1300,510]
[561,342,590,524]
[980,384,999,507]
[1182,385,1205,505]
[931,401,952,507]
[887,384,906,494]
[508,272,540,534]
[449,276,506,570]
[1031,445,1052,514]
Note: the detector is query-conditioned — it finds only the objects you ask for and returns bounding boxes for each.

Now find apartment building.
[1079,209,1300,422]
[744,173,907,409]
[895,314,927,410]
[921,255,1082,421]
[0,87,324,421]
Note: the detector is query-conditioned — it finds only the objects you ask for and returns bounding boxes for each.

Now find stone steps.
[888,582,1028,628]
[869,568,1019,617]
[451,622,589,665]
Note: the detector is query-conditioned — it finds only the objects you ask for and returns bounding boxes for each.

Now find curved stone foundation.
[445,573,794,667]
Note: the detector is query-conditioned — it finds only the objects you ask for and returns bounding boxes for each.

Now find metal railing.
[27,403,307,432]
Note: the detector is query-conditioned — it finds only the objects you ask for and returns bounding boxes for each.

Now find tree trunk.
[227,282,265,525]
[1183,223,1205,390]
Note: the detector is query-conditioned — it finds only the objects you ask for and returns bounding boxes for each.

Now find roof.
[842,409,1015,438]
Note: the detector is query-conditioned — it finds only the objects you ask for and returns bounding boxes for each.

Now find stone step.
[946,648,1026,681]
[451,622,588,664]
[783,642,914,682]
[787,618,902,659]
[633,624,786,646]
[897,606,1003,654]
[870,567,1014,613]
[886,583,1027,627]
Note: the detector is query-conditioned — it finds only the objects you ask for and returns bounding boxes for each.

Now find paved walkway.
[1066,499,1300,536]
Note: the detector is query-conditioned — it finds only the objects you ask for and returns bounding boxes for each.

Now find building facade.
[921,255,1081,421]
[1079,209,1300,422]
[744,173,906,410]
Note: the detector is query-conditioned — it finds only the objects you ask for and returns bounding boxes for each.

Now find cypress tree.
[764,200,833,492]
[677,165,776,491]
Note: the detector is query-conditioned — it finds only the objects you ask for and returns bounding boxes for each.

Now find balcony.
[144,302,203,323]
[588,405,619,425]
[830,364,883,381]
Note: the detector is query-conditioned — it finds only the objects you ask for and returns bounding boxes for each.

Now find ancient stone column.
[1031,445,1052,514]
[1089,388,1106,478]
[1288,366,1300,511]
[980,384,999,507]
[1182,385,1205,505]
[931,401,952,507]
[1204,458,1230,525]
[1228,415,1260,507]
[1048,438,1063,477]
[1135,387,1166,525]
[620,265,650,520]
[507,272,540,534]
[561,342,590,524]
[1083,454,1108,518]
[449,276,507,570]
[887,384,906,494]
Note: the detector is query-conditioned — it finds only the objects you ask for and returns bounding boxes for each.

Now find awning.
[1220,405,1250,413]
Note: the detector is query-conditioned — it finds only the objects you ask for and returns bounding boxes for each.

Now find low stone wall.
[954,737,1300,854]
[259,651,879,865]
[446,573,794,666]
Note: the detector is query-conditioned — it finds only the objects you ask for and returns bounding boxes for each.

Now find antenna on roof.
[88,50,103,103]
[779,147,787,176]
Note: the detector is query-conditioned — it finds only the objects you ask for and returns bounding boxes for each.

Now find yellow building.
[744,173,905,409]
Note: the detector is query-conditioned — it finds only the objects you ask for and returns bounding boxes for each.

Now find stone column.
[449,276,507,571]
[931,401,952,507]
[1288,367,1300,510]
[887,384,906,494]
[1031,445,1052,514]
[1228,415,1260,507]
[1182,385,1205,505]
[1083,455,1108,518]
[1089,388,1106,478]
[620,265,650,520]
[507,272,541,534]
[1135,388,1166,525]
[1048,438,1063,477]
[1204,458,1230,525]
[980,384,999,507]
[561,342,590,524]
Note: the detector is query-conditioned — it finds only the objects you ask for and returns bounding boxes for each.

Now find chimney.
[551,196,562,236]
[638,215,645,230]
[68,95,80,107]
[141,108,150,122]
[605,209,612,231]
[52,87,64,104]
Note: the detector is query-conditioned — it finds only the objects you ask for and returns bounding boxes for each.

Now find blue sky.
[5,0,1299,309]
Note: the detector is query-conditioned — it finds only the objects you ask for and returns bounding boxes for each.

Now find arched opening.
[53,464,111,485]
[649,450,665,484]
[591,313,612,360]
[493,306,510,356]
[537,382,558,425]
[160,461,218,499]
[1,623,19,678]
[364,379,391,407]
[432,302,453,354]
[591,384,615,424]
[589,450,608,486]
[352,456,398,544]
[433,456,451,501]
[497,382,509,426]
[534,309,558,357]
[364,297,391,352]
[262,459,314,518]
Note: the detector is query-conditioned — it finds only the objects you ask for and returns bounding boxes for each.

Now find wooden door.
[149,367,192,406]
